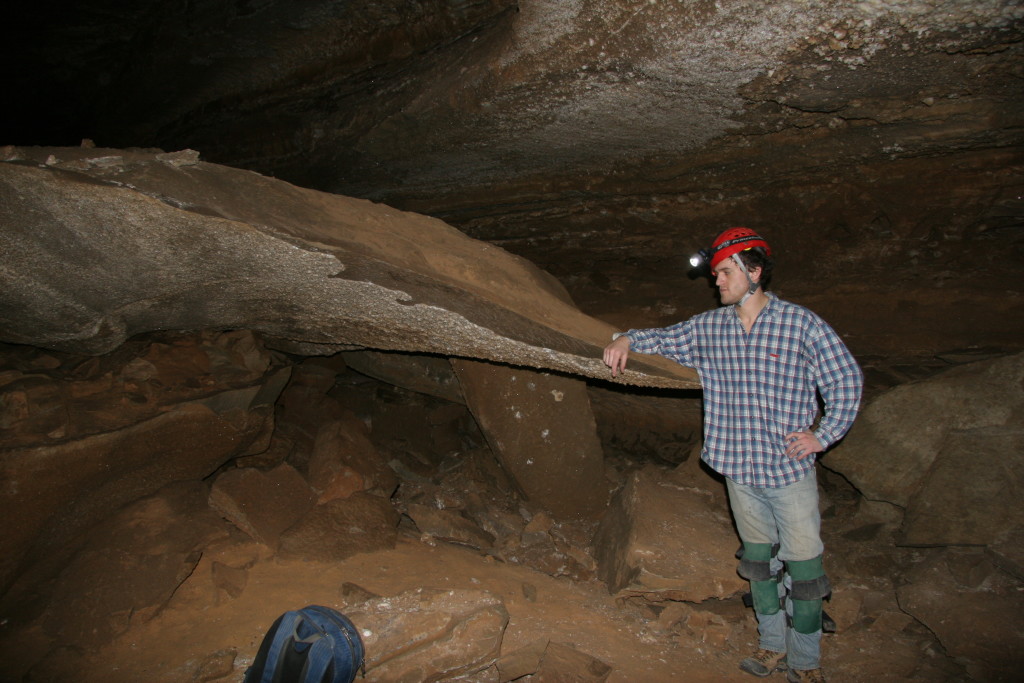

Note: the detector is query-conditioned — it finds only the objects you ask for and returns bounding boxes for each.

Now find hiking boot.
[786,667,826,682]
[739,648,787,677]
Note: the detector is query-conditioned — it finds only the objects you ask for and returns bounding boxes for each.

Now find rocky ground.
[0,335,1017,682]
[0,470,972,682]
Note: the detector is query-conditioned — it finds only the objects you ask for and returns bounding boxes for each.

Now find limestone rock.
[211,561,250,600]
[1,400,271,595]
[406,503,496,551]
[41,482,231,651]
[451,358,608,519]
[501,528,596,582]
[825,352,1024,554]
[588,384,703,465]
[342,350,465,404]
[0,147,698,391]
[825,352,1024,507]
[0,331,288,594]
[278,493,400,562]
[533,641,612,682]
[308,410,398,499]
[900,426,1024,546]
[345,587,509,682]
[193,648,238,683]
[988,527,1024,581]
[897,548,1024,681]
[209,463,317,548]
[272,364,347,467]
[592,465,746,601]
[496,638,549,681]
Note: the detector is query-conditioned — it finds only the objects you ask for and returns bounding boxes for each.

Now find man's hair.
[736,247,774,290]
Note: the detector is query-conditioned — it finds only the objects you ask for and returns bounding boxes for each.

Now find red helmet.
[710,227,771,270]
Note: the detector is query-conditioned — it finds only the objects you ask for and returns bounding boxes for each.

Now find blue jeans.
[726,469,824,670]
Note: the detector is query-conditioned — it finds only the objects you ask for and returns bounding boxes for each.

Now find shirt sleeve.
[622,321,696,368]
[808,321,864,449]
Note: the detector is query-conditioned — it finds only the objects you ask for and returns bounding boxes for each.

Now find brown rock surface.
[342,350,465,404]
[452,357,609,519]
[346,587,509,682]
[897,548,1024,681]
[209,463,317,548]
[406,503,497,551]
[0,146,698,391]
[308,409,399,499]
[534,641,613,682]
[1,400,270,595]
[277,493,400,562]
[593,464,746,601]
[824,352,1024,554]
[40,482,232,651]
[900,426,1024,546]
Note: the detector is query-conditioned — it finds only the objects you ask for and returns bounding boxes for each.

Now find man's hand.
[603,335,631,377]
[784,430,824,460]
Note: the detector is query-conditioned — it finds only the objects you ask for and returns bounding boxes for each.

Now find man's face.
[713,257,759,305]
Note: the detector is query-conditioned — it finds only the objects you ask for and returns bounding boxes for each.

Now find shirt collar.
[760,291,779,317]
[729,290,778,318]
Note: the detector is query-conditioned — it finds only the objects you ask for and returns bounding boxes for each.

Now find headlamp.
[689,248,712,272]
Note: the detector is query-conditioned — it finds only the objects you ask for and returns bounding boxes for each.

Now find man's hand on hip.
[785,430,824,460]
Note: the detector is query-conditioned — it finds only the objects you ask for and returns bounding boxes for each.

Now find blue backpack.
[244,605,365,683]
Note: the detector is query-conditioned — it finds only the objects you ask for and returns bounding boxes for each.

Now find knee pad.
[738,542,782,616]
[786,555,831,634]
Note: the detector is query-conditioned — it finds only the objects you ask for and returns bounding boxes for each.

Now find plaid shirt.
[625,293,863,487]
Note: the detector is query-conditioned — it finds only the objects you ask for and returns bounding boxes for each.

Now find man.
[603,227,863,683]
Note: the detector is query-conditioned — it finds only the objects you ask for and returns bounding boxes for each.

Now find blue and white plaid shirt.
[625,293,863,488]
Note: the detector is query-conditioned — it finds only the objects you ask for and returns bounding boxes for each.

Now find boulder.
[500,525,596,582]
[272,364,347,468]
[277,493,400,562]
[41,482,232,651]
[592,465,746,601]
[825,352,1024,507]
[824,352,1024,553]
[897,548,1024,681]
[451,358,608,519]
[406,503,496,551]
[344,588,509,682]
[209,463,317,548]
[308,410,399,499]
[1,400,273,595]
[587,383,703,465]
[900,426,1024,546]
[532,641,612,682]
[496,638,550,682]
[0,331,287,594]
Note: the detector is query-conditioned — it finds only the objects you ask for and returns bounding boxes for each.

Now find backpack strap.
[303,605,366,678]
[256,611,302,683]
[300,637,335,683]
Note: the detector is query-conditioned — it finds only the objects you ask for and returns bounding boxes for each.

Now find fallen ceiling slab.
[0,145,698,390]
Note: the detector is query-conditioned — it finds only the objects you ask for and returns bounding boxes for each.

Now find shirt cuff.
[612,332,630,341]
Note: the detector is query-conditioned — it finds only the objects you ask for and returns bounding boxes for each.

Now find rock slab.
[593,465,746,601]
[451,358,608,519]
[346,587,509,682]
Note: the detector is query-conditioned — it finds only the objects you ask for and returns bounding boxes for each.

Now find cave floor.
[1,527,962,683]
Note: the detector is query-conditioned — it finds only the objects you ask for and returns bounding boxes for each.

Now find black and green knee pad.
[786,555,831,634]
[738,542,782,616]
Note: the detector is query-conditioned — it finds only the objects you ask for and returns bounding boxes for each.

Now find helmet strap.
[731,254,761,307]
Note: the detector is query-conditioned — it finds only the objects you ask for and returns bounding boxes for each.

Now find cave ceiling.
[6,0,1024,358]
